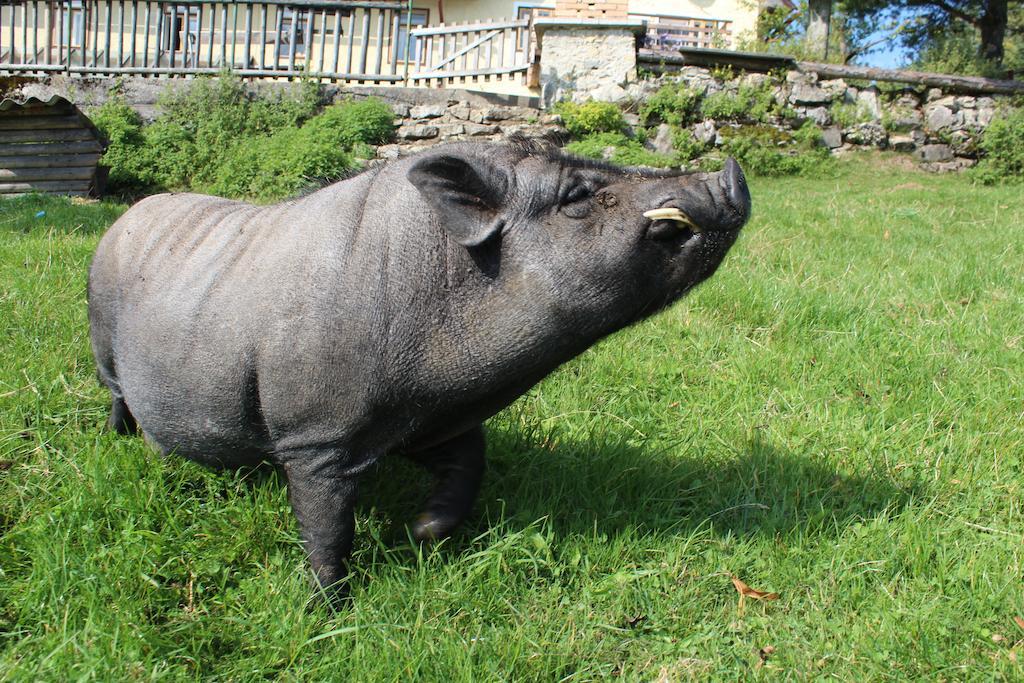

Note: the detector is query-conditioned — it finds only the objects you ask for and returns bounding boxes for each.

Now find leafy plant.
[830,101,871,128]
[553,101,627,138]
[564,132,679,168]
[717,122,833,177]
[972,106,1024,184]
[91,77,394,201]
[638,83,702,127]
[700,82,781,123]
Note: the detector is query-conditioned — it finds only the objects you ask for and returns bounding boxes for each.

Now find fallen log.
[796,62,1024,96]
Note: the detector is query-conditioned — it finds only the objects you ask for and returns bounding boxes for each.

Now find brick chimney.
[553,0,629,21]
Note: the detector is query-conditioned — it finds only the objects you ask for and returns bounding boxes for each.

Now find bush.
[830,101,870,128]
[301,98,396,148]
[638,83,702,127]
[91,77,395,201]
[700,82,781,123]
[564,132,679,168]
[718,122,833,177]
[972,107,1024,184]
[206,125,355,201]
[89,99,149,195]
[671,128,707,162]
[554,101,627,137]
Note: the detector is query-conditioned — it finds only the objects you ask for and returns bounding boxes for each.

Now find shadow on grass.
[358,427,919,554]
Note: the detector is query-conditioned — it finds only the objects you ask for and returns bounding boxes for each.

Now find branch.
[906,0,980,27]
[844,19,912,63]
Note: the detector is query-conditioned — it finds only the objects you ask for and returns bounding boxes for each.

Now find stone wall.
[380,98,562,158]
[6,70,1013,172]
[625,67,1009,172]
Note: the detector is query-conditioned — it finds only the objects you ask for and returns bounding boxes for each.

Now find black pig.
[88,139,751,591]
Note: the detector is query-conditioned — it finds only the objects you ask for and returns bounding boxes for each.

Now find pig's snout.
[719,157,751,229]
[642,157,752,239]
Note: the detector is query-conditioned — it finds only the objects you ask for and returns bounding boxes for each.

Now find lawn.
[1,156,1022,680]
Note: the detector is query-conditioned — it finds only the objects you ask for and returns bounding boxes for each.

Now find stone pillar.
[535,18,644,107]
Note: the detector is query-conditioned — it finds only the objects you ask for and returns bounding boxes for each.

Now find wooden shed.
[0,95,106,197]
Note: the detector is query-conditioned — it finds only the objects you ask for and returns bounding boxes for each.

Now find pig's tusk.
[642,208,702,232]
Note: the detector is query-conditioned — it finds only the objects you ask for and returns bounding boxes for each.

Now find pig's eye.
[562,184,591,205]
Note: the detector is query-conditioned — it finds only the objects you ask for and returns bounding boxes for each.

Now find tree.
[807,0,834,58]
[843,0,1018,69]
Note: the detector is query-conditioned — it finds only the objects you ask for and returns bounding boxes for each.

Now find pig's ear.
[407,153,506,248]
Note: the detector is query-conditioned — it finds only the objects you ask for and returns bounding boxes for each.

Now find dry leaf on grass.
[755,645,776,669]
[731,575,780,609]
[1014,616,1024,632]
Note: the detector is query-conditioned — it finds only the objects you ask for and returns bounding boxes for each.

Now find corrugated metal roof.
[0,94,74,112]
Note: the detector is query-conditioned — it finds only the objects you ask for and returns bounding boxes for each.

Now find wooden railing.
[407,19,531,88]
[0,0,417,83]
[0,1,534,86]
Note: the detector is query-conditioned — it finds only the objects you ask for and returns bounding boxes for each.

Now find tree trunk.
[978,0,1008,65]
[806,0,832,60]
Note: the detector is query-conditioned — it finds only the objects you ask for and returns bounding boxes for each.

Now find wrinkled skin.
[88,139,751,594]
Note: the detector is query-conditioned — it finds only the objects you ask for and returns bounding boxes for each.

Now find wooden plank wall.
[0,99,103,196]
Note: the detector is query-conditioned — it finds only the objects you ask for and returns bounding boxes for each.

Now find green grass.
[2,156,1023,680]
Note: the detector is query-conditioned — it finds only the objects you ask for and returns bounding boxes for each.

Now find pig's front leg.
[406,425,486,542]
[281,450,360,597]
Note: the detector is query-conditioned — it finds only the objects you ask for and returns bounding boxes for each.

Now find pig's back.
[90,193,291,463]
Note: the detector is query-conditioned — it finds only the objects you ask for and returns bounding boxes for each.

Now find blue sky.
[860,42,912,68]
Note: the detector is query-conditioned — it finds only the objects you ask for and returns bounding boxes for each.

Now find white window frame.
[277,7,310,59]
[395,9,428,62]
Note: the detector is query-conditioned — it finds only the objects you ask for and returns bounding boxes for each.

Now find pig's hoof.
[411,512,460,543]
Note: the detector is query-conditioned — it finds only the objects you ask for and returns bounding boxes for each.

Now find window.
[277,8,309,59]
[514,3,554,53]
[394,9,428,62]
[160,6,200,53]
[61,1,86,49]
[630,14,731,51]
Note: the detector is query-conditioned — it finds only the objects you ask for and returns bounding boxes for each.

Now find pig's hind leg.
[406,425,486,543]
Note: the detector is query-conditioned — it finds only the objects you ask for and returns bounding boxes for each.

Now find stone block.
[469,106,515,123]
[692,120,716,145]
[589,82,629,103]
[844,122,887,147]
[917,143,953,162]
[398,124,439,140]
[463,122,500,136]
[804,106,831,126]
[820,79,848,99]
[790,83,831,105]
[646,123,674,155]
[925,105,955,131]
[821,126,843,149]
[888,134,916,152]
[409,104,445,119]
[448,103,472,120]
[390,103,411,118]
[856,88,882,120]
[436,123,466,138]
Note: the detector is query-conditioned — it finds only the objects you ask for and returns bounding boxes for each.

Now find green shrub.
[700,82,781,123]
[90,77,394,201]
[638,83,702,127]
[554,101,627,137]
[301,98,395,148]
[671,128,707,161]
[972,107,1024,184]
[718,122,833,177]
[564,132,679,168]
[206,125,355,201]
[89,99,149,194]
[830,101,870,128]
